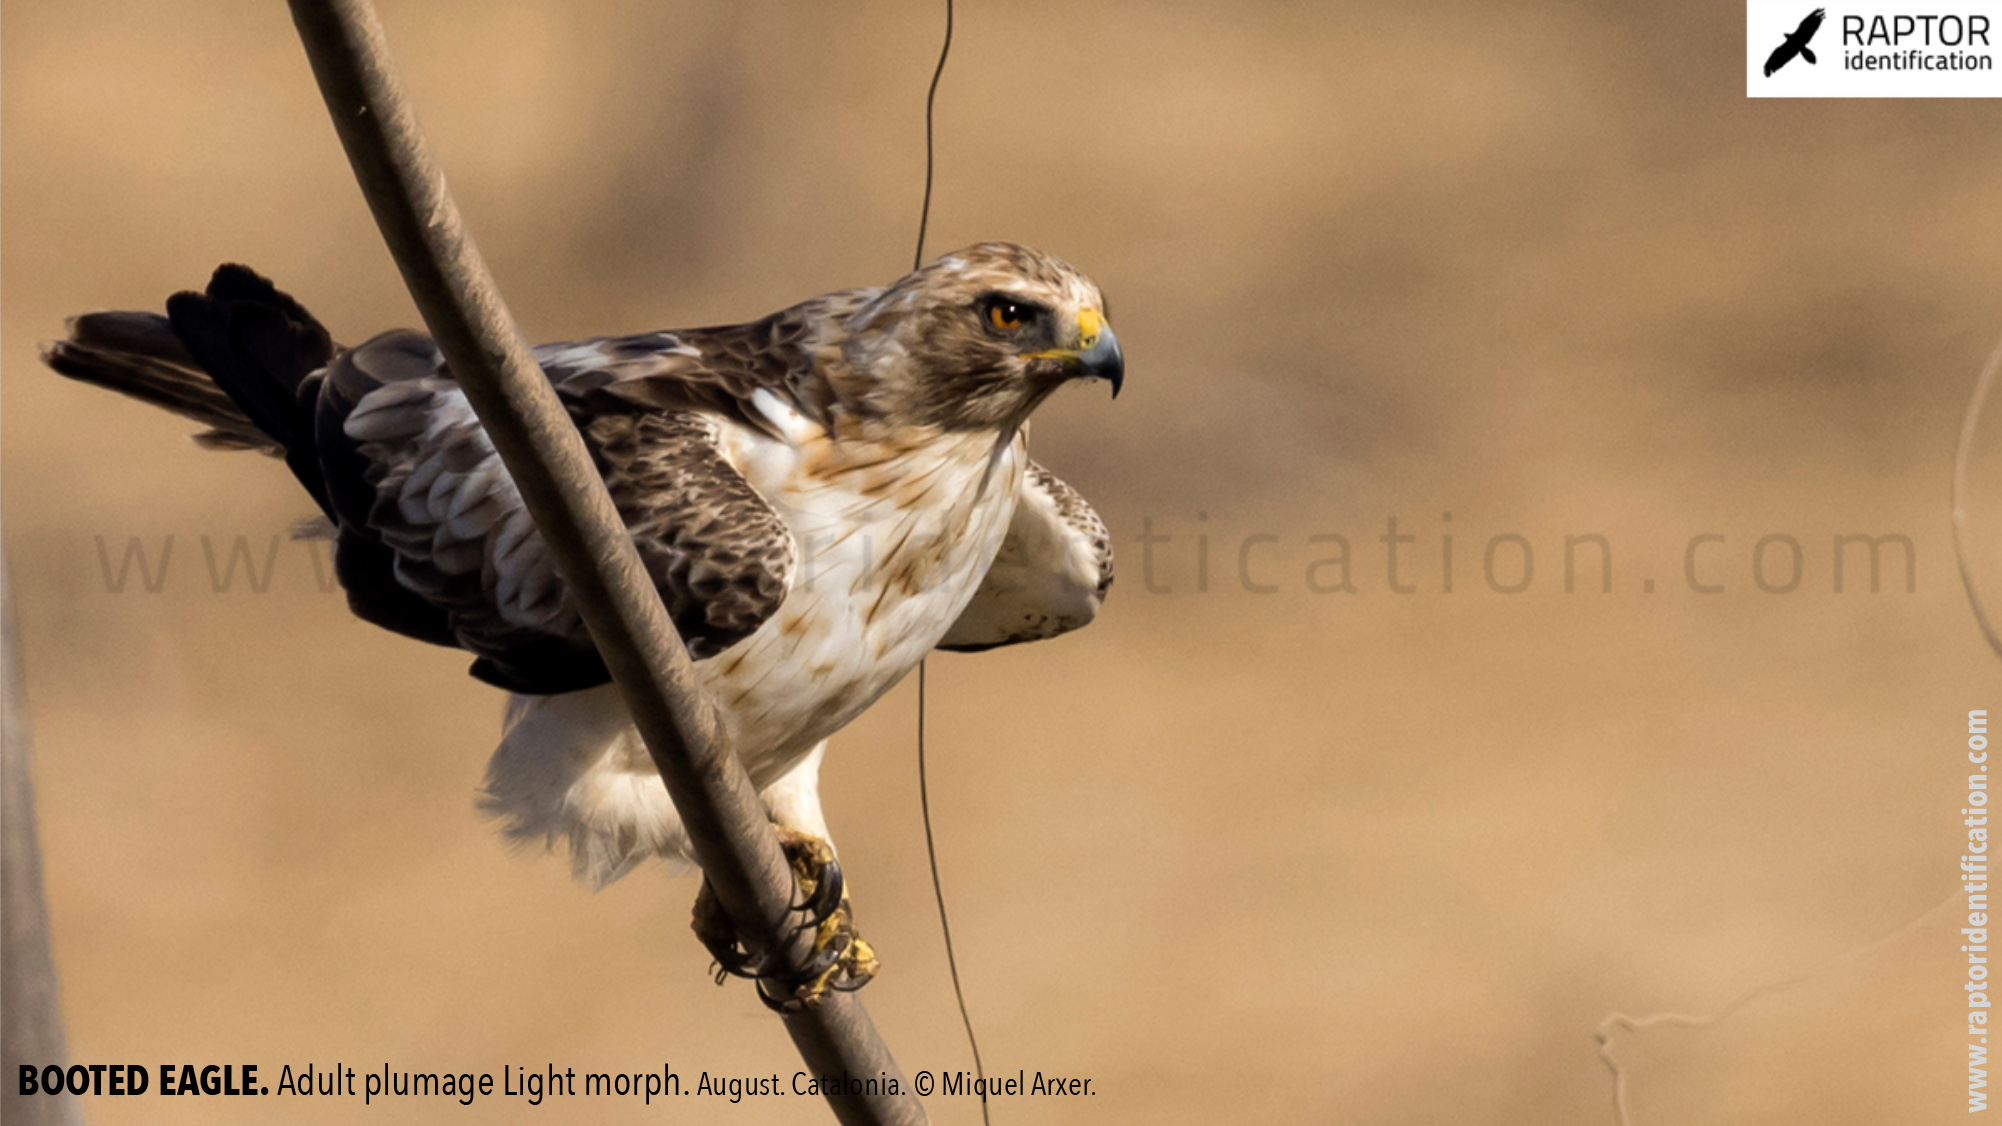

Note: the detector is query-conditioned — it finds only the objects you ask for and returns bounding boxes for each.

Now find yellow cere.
[1077,308,1104,349]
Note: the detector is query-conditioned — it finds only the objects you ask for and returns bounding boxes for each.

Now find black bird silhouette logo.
[1764,7,1827,76]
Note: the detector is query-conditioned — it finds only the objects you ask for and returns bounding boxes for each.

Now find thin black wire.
[916,662,989,1125]
[914,0,953,273]
[914,9,987,1122]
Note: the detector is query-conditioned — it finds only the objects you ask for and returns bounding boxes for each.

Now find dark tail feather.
[42,311,278,454]
[45,265,340,520]
[165,265,337,517]
[165,265,332,453]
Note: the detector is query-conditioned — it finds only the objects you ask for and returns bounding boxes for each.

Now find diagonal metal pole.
[282,3,925,1122]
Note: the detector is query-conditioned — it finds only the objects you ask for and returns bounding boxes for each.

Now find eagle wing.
[317,328,801,694]
[937,461,1112,651]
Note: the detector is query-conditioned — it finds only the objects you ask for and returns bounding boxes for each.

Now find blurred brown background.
[4,0,2000,1122]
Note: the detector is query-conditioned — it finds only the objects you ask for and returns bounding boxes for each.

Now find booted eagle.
[45,242,1120,902]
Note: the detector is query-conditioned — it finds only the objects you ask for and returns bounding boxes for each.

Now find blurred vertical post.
[1,553,84,1126]
[282,3,924,1123]
[1953,335,2002,660]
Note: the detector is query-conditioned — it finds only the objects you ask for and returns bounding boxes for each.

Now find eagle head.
[839,242,1122,432]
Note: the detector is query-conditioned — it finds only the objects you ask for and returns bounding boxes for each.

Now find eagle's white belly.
[702,413,1024,785]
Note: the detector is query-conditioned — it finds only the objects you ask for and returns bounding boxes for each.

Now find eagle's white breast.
[704,399,1025,784]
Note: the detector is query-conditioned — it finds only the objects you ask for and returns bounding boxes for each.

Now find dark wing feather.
[319,329,798,694]
[539,285,881,432]
[585,409,796,659]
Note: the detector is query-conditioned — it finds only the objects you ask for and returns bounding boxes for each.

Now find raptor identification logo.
[1747,0,2002,95]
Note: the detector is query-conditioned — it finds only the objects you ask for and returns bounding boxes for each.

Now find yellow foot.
[690,827,878,1012]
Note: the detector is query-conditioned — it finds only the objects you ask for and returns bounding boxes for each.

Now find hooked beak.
[1070,309,1124,398]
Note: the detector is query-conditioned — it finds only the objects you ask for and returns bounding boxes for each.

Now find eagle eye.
[980,296,1039,333]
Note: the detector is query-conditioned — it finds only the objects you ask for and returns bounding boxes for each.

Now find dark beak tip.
[1079,326,1124,401]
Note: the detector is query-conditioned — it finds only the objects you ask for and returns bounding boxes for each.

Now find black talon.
[793,933,846,980]
[693,874,774,982]
[754,980,797,1014]
[708,946,767,982]
[800,852,845,929]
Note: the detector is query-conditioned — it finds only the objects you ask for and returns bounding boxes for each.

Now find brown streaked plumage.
[42,242,1121,886]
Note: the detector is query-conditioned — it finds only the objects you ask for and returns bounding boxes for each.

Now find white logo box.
[1748,0,2002,97]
